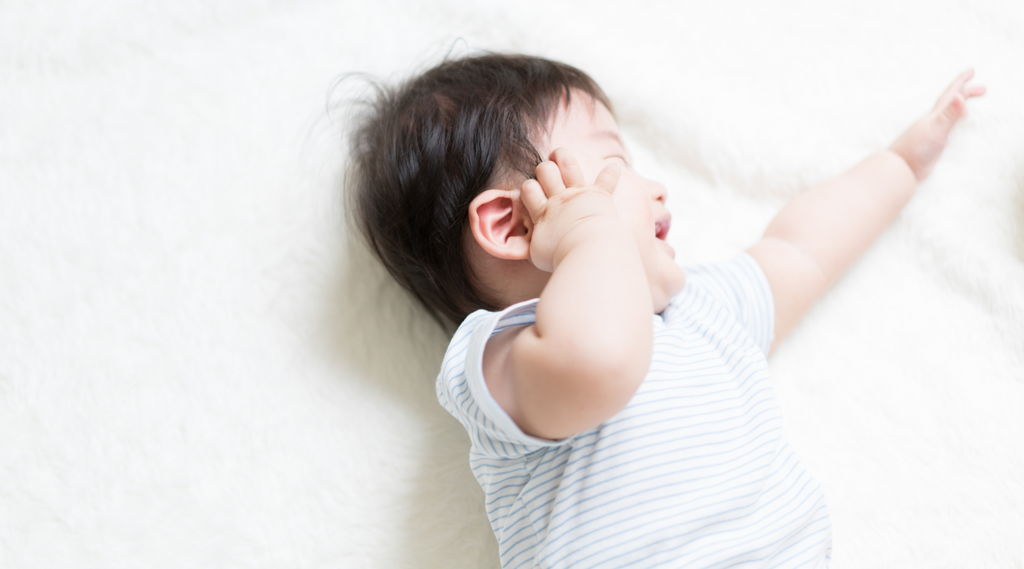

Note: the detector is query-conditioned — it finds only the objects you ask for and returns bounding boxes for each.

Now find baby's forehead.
[541,97,624,155]
[556,95,618,132]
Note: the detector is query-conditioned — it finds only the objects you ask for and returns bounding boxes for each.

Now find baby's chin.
[651,266,687,314]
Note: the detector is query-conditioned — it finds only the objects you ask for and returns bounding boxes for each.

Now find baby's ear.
[468,189,531,260]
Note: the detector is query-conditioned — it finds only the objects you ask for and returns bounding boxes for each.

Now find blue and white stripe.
[437,253,831,568]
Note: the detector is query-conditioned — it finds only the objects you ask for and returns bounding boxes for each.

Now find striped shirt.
[436,254,831,568]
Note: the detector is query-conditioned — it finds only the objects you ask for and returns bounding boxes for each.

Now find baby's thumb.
[594,162,623,193]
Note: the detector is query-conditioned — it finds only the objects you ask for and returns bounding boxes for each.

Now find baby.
[347,54,984,568]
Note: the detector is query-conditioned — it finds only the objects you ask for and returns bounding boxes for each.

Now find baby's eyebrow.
[590,129,625,147]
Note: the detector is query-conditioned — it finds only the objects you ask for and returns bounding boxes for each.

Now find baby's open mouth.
[655,216,671,241]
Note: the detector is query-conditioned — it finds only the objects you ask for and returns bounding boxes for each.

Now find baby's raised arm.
[482,149,654,440]
[747,70,986,350]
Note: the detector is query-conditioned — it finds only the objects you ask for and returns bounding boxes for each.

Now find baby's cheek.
[616,198,653,236]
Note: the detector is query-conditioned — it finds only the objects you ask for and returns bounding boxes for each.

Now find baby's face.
[536,95,687,312]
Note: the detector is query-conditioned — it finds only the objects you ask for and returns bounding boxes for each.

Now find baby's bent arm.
[748,70,984,350]
[483,151,653,441]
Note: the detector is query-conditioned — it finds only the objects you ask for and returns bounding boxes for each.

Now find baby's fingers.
[535,160,567,197]
[550,148,586,189]
[934,68,978,111]
[519,179,547,221]
[964,85,986,99]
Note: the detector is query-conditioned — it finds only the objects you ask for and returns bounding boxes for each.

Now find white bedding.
[1,0,1022,567]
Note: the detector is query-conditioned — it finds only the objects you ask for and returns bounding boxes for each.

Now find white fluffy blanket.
[2,1,1022,567]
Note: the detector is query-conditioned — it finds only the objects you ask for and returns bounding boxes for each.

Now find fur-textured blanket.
[2,0,1021,567]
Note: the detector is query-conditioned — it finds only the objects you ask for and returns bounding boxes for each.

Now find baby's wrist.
[552,216,634,268]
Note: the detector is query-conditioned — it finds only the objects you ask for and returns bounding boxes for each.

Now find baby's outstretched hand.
[519,148,623,273]
[889,69,986,181]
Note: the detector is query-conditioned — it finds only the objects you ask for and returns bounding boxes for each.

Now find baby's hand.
[519,148,623,273]
[889,69,986,181]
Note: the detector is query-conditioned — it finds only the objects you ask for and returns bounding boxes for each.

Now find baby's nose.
[647,179,667,203]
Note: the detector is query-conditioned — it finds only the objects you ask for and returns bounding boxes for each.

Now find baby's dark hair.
[346,53,612,325]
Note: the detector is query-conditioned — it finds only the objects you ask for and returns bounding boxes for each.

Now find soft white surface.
[2,1,1022,567]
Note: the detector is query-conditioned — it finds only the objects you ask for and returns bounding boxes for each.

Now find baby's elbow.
[560,335,651,418]
[514,328,652,439]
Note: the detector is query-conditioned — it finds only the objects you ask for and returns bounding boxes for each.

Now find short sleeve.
[680,253,775,354]
[436,299,567,459]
